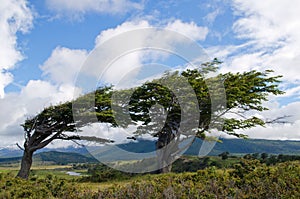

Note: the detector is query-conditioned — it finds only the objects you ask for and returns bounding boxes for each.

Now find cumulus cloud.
[46,0,144,19]
[165,20,208,41]
[84,19,210,86]
[241,101,300,140]
[40,46,88,85]
[0,80,81,146]
[0,0,33,98]
[205,0,300,140]
[226,0,300,81]
[95,20,150,45]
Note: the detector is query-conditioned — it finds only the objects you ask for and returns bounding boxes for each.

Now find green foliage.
[79,163,135,183]
[171,156,211,172]
[0,173,80,199]
[182,67,284,138]
[219,151,230,160]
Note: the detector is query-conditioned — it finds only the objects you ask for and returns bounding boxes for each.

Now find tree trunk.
[17,149,33,179]
[160,163,172,173]
[156,139,174,174]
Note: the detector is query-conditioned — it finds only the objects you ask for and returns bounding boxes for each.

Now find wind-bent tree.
[123,59,284,172]
[17,59,284,178]
[17,87,115,179]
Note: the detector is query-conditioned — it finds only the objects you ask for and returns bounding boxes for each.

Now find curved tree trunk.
[17,149,33,179]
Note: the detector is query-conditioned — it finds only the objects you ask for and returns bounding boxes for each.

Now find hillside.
[187,138,300,155]
[93,138,300,161]
[0,151,98,165]
[33,151,98,165]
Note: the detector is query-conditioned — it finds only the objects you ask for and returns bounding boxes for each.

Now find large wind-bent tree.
[125,60,284,172]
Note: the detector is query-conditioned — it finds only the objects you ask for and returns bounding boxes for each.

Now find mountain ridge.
[0,138,299,164]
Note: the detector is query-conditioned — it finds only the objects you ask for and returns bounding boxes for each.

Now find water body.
[66,171,81,176]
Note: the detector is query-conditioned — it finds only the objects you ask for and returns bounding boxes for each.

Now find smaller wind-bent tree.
[17,87,115,179]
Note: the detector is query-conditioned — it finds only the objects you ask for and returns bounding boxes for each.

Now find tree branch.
[16,143,24,151]
[71,140,85,147]
[30,131,62,151]
[266,115,291,124]
[55,134,80,140]
[79,136,114,144]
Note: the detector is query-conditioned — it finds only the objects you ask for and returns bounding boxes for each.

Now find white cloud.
[211,1,300,92]
[204,8,221,25]
[40,46,88,85]
[228,0,300,81]
[84,19,210,86]
[95,20,150,45]
[232,0,300,45]
[0,0,34,98]
[166,19,209,41]
[0,72,13,98]
[219,100,300,140]
[46,0,144,19]
[0,80,81,147]
[204,0,300,140]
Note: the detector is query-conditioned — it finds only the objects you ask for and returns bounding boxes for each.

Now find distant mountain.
[0,145,90,158]
[0,148,23,158]
[186,138,300,155]
[87,138,300,161]
[34,151,98,164]
[0,151,98,165]
[0,156,22,164]
[0,139,299,164]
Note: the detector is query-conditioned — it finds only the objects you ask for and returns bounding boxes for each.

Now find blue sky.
[10,0,237,92]
[1,0,300,148]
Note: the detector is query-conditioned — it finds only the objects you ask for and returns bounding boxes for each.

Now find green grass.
[0,164,84,180]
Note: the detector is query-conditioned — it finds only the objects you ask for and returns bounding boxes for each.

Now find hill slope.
[0,151,98,165]
[186,138,300,155]
[33,151,98,164]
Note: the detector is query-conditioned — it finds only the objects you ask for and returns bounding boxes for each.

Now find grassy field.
[0,164,82,180]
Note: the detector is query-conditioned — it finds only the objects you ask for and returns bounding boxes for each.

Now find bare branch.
[79,136,114,144]
[56,133,80,140]
[16,143,24,151]
[266,115,292,124]
[30,131,61,151]
[71,140,85,147]
[227,110,248,119]
[127,136,137,140]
